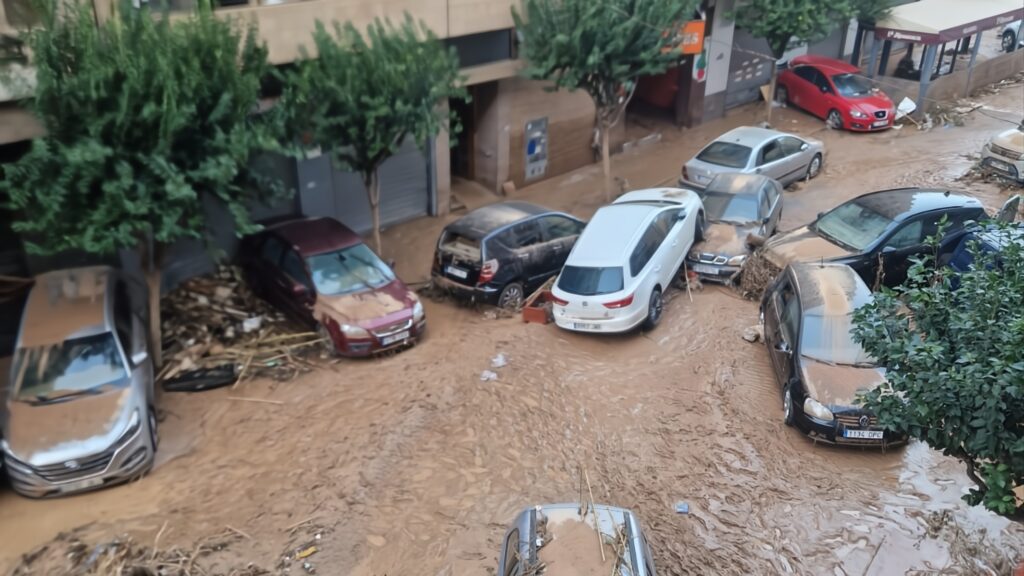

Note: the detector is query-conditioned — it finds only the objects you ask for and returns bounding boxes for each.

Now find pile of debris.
[738,251,781,300]
[160,266,324,391]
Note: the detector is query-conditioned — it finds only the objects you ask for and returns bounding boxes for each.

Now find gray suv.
[2,266,157,497]
[498,503,658,575]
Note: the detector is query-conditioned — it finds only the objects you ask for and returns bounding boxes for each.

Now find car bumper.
[4,426,154,498]
[431,273,501,305]
[679,177,709,190]
[333,318,426,357]
[980,152,1024,183]
[792,410,907,448]
[686,259,742,283]
[847,117,893,132]
[552,304,647,334]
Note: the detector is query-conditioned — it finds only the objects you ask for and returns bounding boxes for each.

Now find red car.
[776,55,895,132]
[239,217,425,357]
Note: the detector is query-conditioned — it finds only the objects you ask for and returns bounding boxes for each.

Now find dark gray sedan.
[681,126,825,189]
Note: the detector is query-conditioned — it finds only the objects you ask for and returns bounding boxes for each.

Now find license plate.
[988,158,1012,171]
[573,322,601,331]
[445,265,468,279]
[844,429,884,440]
[693,263,719,275]
[872,120,888,128]
[58,477,104,493]
[381,331,410,346]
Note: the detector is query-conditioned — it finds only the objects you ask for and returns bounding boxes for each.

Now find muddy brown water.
[2,81,1024,575]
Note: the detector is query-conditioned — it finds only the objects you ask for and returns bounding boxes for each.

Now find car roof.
[790,263,872,317]
[20,266,114,347]
[445,201,553,239]
[973,223,1024,250]
[613,187,701,206]
[850,188,984,222]
[266,217,362,256]
[713,126,788,148]
[705,173,775,196]
[567,204,658,265]
[792,54,860,75]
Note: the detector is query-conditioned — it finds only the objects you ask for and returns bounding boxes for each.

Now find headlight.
[412,300,424,321]
[850,109,868,119]
[688,249,701,260]
[0,439,9,453]
[116,410,141,446]
[340,324,370,339]
[803,397,835,421]
[727,254,748,266]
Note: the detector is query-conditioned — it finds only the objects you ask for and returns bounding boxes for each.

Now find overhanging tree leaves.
[731,0,854,125]
[279,17,466,254]
[853,227,1024,519]
[513,0,698,201]
[0,0,278,367]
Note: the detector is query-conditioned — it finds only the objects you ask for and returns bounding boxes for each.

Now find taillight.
[478,259,499,284]
[603,294,635,309]
[550,294,569,306]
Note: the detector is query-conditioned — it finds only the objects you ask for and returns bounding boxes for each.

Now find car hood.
[801,357,886,407]
[991,128,1024,154]
[4,385,136,466]
[850,92,894,113]
[314,279,417,329]
[763,226,854,268]
[701,222,760,258]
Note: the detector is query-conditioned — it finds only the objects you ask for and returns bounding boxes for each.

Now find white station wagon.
[550,188,705,333]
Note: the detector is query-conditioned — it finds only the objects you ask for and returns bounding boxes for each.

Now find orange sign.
[680,20,706,55]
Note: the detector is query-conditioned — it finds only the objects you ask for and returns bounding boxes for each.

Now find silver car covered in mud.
[498,503,657,575]
[681,126,824,189]
[2,266,158,497]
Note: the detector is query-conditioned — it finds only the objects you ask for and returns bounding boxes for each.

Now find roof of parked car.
[20,266,114,348]
[567,204,657,265]
[791,54,860,75]
[705,173,775,197]
[850,188,983,221]
[714,126,788,148]
[445,201,554,239]
[790,262,872,317]
[266,217,363,256]
[613,187,701,206]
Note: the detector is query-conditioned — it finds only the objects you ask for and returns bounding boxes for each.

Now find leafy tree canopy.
[853,225,1024,518]
[731,0,854,59]
[850,0,894,25]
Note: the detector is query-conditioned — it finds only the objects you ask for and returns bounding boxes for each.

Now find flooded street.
[3,80,1024,575]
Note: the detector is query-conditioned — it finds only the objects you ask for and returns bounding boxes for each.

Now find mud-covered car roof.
[20,266,114,348]
[789,262,872,317]
[849,188,983,222]
[444,201,553,239]
[705,173,776,197]
[265,217,363,257]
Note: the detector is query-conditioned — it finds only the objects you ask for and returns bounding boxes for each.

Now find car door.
[754,138,791,182]
[808,67,837,118]
[504,219,547,289]
[537,214,584,278]
[762,180,783,235]
[790,65,818,111]
[778,136,812,184]
[652,208,686,284]
[764,274,797,387]
[277,247,317,324]
[249,234,287,300]
[875,215,937,287]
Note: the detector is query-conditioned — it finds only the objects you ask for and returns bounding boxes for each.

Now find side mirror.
[817,212,825,220]
[881,246,898,255]
[387,259,397,269]
[774,341,792,354]
[293,283,309,297]
[131,350,149,366]
[819,85,829,93]
[746,232,766,248]
[800,143,809,151]
[676,211,689,221]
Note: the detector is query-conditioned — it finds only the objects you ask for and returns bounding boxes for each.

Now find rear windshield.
[696,142,752,169]
[439,231,481,261]
[558,266,624,296]
[703,192,759,224]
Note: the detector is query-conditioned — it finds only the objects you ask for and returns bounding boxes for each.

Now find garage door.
[726,29,774,109]
[298,139,432,236]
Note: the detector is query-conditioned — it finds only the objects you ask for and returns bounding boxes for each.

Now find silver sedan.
[681,126,825,189]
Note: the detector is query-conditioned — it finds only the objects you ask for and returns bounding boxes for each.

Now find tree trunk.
[366,170,382,254]
[141,239,164,369]
[765,66,778,127]
[601,124,612,203]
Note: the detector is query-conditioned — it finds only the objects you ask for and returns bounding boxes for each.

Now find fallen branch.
[227,396,284,406]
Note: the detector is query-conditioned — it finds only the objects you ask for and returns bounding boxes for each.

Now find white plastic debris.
[242,316,263,333]
[491,353,508,369]
[742,325,763,343]
[480,370,498,382]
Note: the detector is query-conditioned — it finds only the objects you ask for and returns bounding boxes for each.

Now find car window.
[13,332,128,400]
[260,235,287,266]
[502,528,520,576]
[760,192,770,220]
[764,182,780,208]
[507,220,543,247]
[113,279,132,356]
[885,220,924,250]
[814,201,895,252]
[281,249,312,290]
[696,142,752,169]
[794,65,816,83]
[780,286,800,343]
[703,192,759,225]
[832,73,873,98]
[630,223,667,277]
[539,215,583,241]
[812,69,832,92]
[758,139,785,165]
[307,244,396,296]
[558,266,624,295]
[652,209,680,237]
[779,136,805,157]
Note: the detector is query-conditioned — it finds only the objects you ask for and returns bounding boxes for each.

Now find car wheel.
[497,282,525,310]
[642,288,663,331]
[806,154,822,179]
[1003,30,1017,53]
[318,322,339,356]
[775,85,789,104]
[694,211,706,242]
[782,384,795,427]
[826,110,843,130]
[148,408,159,451]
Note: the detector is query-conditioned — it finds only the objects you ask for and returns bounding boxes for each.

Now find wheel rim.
[809,156,821,178]
[500,285,523,309]
[776,86,787,103]
[1003,33,1014,51]
[649,291,663,324]
[148,410,159,450]
[318,323,336,354]
[828,111,842,129]
[783,389,793,421]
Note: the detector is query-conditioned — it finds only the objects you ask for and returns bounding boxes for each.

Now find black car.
[432,202,585,309]
[761,262,904,447]
[943,223,1024,288]
[762,188,987,288]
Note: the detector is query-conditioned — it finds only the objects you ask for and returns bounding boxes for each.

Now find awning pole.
[917,44,938,117]
[964,31,983,96]
[867,35,882,78]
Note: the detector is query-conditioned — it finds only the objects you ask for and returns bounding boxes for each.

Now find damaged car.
[762,188,986,288]
[432,202,585,309]
[761,262,904,447]
[239,217,425,357]
[979,123,1024,185]
[687,173,784,282]
[498,503,657,576]
[681,126,824,189]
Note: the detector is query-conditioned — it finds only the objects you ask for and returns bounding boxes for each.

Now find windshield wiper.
[26,387,104,405]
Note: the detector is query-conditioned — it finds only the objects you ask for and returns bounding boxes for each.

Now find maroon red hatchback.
[238,217,425,357]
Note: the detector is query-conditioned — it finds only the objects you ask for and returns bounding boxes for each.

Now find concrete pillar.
[878,40,892,76]
[867,35,882,78]
[917,44,938,115]
[965,32,983,96]
[433,100,451,216]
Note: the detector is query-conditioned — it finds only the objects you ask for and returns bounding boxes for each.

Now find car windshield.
[13,332,127,401]
[307,244,396,296]
[696,142,752,169]
[832,73,873,98]
[800,313,875,366]
[703,192,759,224]
[813,201,893,251]
[558,266,624,296]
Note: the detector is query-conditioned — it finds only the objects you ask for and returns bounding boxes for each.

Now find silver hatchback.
[2,266,157,497]
[682,126,825,189]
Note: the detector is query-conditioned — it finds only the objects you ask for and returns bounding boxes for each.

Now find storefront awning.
[873,0,1023,44]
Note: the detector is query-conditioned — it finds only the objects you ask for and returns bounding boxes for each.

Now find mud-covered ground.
[2,75,1024,575]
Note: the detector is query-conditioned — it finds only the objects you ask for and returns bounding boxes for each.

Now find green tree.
[731,0,854,125]
[853,227,1024,519]
[850,0,892,24]
[279,17,466,254]
[513,0,698,202]
[0,0,278,366]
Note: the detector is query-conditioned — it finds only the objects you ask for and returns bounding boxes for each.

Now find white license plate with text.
[844,429,884,440]
[59,477,104,493]
[693,263,719,275]
[872,120,888,128]
[381,331,410,346]
[573,322,601,331]
[445,266,468,279]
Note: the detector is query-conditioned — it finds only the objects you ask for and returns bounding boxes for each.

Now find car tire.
[806,154,823,180]
[694,211,706,243]
[1003,30,1017,53]
[318,322,339,356]
[775,85,789,104]
[782,384,795,427]
[148,408,159,451]
[497,282,525,310]
[642,287,664,331]
[826,109,844,130]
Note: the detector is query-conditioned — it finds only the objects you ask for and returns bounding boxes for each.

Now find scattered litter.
[741,325,763,343]
[480,370,498,382]
[162,364,237,393]
[491,353,508,369]
[675,502,690,514]
[295,546,317,559]
[738,251,782,300]
[242,316,263,333]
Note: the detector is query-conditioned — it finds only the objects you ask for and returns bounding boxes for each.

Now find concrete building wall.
[703,0,735,121]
